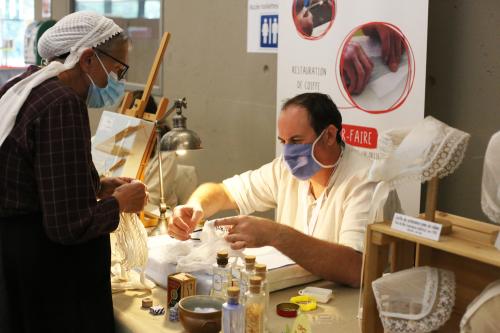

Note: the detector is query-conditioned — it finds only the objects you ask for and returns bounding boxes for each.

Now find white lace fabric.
[111,213,154,291]
[176,220,243,274]
[372,267,455,333]
[366,116,470,222]
[460,279,500,333]
[0,11,122,147]
[481,131,500,223]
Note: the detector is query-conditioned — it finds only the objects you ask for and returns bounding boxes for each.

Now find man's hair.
[282,93,343,143]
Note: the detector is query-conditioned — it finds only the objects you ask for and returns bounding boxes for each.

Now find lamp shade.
[160,127,202,152]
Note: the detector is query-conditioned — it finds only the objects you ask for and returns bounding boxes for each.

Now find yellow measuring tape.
[289,295,317,312]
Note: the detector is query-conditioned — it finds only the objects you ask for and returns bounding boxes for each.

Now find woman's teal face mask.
[86,53,125,108]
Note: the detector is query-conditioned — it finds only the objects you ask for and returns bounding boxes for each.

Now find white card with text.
[391,213,442,241]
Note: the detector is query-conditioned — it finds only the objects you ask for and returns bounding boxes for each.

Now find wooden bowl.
[178,295,225,333]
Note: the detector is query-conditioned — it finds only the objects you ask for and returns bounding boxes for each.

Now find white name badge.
[495,232,500,251]
[391,213,442,241]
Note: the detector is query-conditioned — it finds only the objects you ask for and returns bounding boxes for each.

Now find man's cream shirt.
[223,145,397,253]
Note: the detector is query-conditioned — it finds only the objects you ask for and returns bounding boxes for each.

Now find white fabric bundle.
[0,11,122,147]
[111,213,154,291]
[176,220,243,274]
[481,131,500,224]
[366,116,470,222]
[372,266,455,333]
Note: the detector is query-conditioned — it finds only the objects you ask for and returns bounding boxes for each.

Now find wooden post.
[136,97,169,228]
[123,32,171,118]
[136,97,169,181]
[424,177,452,234]
[117,91,134,114]
[362,227,390,333]
[425,176,439,221]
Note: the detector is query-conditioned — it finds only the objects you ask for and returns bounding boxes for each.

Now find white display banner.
[247,0,279,53]
[276,0,429,215]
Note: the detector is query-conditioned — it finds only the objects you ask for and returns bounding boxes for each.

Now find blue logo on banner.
[260,15,278,48]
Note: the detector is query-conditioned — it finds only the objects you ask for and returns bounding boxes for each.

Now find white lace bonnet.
[481,131,500,224]
[367,116,470,222]
[460,279,500,333]
[0,11,122,147]
[372,266,456,333]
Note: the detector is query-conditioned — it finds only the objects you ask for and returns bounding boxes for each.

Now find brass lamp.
[150,97,202,236]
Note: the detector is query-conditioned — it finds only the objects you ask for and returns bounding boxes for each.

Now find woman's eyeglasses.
[95,48,129,80]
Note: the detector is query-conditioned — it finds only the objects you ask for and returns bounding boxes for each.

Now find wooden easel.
[117,31,171,227]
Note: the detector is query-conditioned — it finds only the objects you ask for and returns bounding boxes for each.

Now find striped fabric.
[0,66,119,244]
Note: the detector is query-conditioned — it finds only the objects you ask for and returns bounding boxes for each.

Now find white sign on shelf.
[247,0,279,53]
[495,232,500,251]
[391,213,442,241]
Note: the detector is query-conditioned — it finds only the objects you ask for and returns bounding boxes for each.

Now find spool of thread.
[142,297,153,308]
[149,305,165,316]
[169,306,179,321]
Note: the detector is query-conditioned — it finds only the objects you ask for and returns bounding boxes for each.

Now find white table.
[113,280,362,333]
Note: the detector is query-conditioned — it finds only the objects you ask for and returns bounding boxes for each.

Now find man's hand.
[342,42,374,95]
[98,177,133,199]
[363,23,404,72]
[112,180,148,213]
[214,215,281,250]
[168,203,204,240]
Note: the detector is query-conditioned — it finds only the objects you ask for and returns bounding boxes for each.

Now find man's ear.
[79,49,95,74]
[326,124,338,145]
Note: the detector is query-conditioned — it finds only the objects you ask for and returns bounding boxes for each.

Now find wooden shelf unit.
[361,211,500,333]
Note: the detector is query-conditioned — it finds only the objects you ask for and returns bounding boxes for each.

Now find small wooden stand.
[361,211,500,333]
[117,32,172,227]
[424,177,452,234]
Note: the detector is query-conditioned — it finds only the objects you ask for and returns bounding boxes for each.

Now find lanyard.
[303,146,344,236]
[304,190,327,236]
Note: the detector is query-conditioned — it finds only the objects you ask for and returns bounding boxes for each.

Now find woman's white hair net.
[0,11,123,147]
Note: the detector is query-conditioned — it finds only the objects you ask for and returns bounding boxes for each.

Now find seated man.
[168,93,398,287]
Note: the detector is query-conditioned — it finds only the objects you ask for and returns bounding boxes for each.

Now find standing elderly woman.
[0,12,147,333]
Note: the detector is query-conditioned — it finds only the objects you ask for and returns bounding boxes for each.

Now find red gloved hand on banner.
[296,7,313,36]
[363,23,404,72]
[342,42,374,95]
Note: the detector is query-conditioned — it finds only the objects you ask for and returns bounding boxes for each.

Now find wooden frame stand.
[361,211,500,333]
[117,32,172,227]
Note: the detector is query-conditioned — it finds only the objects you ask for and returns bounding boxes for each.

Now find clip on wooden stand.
[117,32,172,227]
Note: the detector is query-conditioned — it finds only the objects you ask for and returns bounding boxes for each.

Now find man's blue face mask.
[86,53,125,108]
[283,129,337,181]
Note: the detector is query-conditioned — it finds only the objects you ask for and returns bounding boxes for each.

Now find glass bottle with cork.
[222,286,244,333]
[240,255,256,303]
[211,250,232,298]
[255,263,269,331]
[245,276,265,333]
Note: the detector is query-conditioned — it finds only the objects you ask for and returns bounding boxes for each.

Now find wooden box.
[167,272,196,308]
